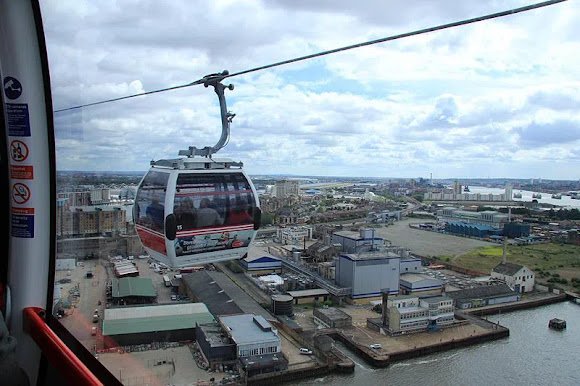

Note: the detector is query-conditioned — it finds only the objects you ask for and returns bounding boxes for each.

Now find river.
[297,301,580,386]
[467,186,580,208]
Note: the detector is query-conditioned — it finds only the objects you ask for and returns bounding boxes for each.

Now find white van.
[299,348,313,355]
[369,344,382,349]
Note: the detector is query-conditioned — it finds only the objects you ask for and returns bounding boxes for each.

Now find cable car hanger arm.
[178,71,235,158]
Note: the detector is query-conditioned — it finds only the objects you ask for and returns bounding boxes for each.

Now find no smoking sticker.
[12,182,31,204]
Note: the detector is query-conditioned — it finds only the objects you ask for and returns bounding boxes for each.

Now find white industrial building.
[399,273,443,296]
[385,295,454,334]
[491,262,535,293]
[240,255,282,274]
[331,228,385,253]
[437,207,509,228]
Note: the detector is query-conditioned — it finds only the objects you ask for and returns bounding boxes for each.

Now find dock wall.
[465,293,567,316]
[327,327,508,368]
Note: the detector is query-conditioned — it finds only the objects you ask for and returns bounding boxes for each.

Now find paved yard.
[374,219,494,257]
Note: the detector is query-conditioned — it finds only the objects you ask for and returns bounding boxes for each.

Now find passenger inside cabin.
[226,197,253,225]
[197,197,223,227]
[174,197,197,230]
[145,196,165,230]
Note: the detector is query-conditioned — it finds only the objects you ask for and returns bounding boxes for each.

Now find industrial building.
[331,228,384,253]
[503,222,531,238]
[444,221,501,238]
[400,258,422,273]
[276,226,313,245]
[109,277,156,305]
[491,262,535,293]
[180,271,244,316]
[399,273,443,296]
[219,314,288,376]
[446,284,520,309]
[286,288,330,305]
[101,303,214,348]
[271,294,294,316]
[382,295,455,334]
[112,259,139,277]
[313,307,352,328]
[438,208,509,228]
[240,255,282,275]
[335,251,400,301]
[195,323,237,371]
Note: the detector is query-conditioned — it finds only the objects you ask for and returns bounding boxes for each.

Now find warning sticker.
[6,103,31,137]
[12,182,31,204]
[10,140,29,162]
[10,165,34,180]
[11,207,35,238]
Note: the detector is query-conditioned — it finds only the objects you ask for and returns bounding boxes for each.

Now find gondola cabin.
[134,157,261,268]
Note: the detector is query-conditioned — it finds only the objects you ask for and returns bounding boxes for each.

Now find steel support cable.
[53,0,567,113]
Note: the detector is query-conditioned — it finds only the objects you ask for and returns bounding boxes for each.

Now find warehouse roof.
[111,277,156,298]
[446,221,498,231]
[446,284,517,301]
[181,271,243,316]
[242,255,280,263]
[102,303,214,336]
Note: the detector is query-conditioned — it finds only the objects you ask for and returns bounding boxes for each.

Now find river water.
[467,186,580,208]
[298,301,580,386]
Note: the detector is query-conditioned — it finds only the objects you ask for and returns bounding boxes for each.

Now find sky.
[40,0,580,179]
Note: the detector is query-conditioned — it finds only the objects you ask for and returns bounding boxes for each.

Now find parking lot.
[374,218,494,257]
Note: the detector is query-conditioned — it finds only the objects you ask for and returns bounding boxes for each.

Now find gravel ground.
[373,218,494,257]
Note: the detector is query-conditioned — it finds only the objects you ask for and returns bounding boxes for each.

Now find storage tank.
[271,294,294,316]
[292,250,301,261]
[360,228,374,239]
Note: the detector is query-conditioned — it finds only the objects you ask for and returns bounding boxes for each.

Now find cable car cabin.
[134,157,261,268]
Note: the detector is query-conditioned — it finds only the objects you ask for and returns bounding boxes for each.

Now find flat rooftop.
[341,251,400,261]
[220,314,279,346]
[287,289,329,298]
[400,273,434,283]
[315,307,351,321]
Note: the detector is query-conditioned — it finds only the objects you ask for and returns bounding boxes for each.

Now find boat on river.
[532,193,542,199]
[551,193,562,199]
[548,318,566,330]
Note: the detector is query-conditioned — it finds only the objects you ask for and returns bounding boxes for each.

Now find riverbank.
[465,292,566,316]
[293,301,580,386]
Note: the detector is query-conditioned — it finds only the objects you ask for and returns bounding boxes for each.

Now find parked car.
[299,348,313,355]
[369,344,382,350]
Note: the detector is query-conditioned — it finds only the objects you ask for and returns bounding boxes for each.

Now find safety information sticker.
[6,103,31,137]
[11,207,35,238]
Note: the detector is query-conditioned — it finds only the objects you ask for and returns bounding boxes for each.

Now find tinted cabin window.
[134,171,169,232]
[175,173,255,231]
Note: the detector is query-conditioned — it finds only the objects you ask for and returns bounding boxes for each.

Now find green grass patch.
[451,243,580,275]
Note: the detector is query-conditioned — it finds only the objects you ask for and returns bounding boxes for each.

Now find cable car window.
[173,172,256,257]
[134,170,169,233]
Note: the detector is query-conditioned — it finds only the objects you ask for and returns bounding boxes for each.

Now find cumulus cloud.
[40,0,580,179]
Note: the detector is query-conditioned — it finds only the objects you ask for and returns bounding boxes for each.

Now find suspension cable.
[53,0,567,113]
